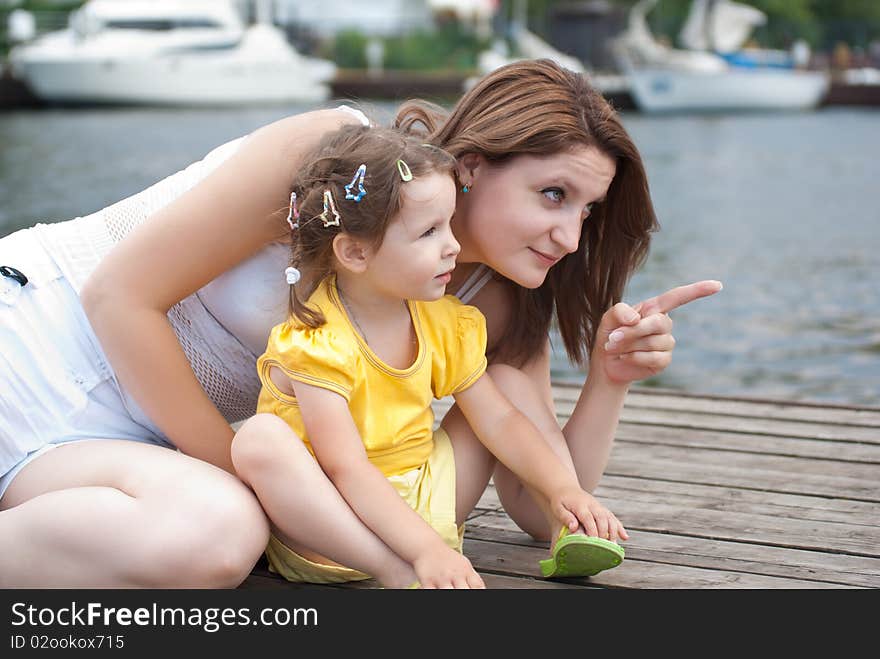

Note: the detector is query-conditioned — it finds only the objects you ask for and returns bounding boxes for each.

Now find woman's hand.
[593,280,723,386]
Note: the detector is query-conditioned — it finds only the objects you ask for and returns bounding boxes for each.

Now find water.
[1,105,878,405]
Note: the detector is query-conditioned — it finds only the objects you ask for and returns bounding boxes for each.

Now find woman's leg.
[231,414,418,588]
[0,439,270,588]
[443,363,577,542]
[438,404,497,528]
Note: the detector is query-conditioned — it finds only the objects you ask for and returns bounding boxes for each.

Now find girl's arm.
[519,339,629,493]
[472,280,629,493]
[292,379,479,586]
[453,373,582,500]
[80,109,363,473]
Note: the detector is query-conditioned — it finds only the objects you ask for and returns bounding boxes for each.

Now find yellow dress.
[256,275,487,583]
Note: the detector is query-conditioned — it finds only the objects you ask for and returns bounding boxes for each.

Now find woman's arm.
[81,108,364,472]
[474,279,721,493]
[472,279,630,492]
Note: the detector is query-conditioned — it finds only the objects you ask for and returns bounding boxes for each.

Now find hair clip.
[285,266,301,285]
[396,159,413,182]
[286,191,300,230]
[344,163,367,202]
[320,190,341,228]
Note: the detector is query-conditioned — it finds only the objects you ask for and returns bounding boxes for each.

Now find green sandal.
[539,527,625,578]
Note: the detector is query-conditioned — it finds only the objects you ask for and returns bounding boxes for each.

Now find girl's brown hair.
[395,59,659,367]
[287,123,456,327]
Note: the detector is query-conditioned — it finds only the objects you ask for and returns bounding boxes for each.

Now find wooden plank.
[466,486,880,585]
[614,407,880,444]
[613,424,880,464]
[433,396,880,444]
[462,534,851,589]
[464,517,876,588]
[599,494,880,557]
[241,560,579,590]
[595,475,880,526]
[621,531,880,589]
[607,444,880,502]
[550,386,880,428]
[624,391,880,428]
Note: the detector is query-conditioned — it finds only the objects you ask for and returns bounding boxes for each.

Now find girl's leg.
[0,439,270,588]
[443,363,577,542]
[231,414,418,588]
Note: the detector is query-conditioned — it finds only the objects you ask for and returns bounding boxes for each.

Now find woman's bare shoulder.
[467,275,513,352]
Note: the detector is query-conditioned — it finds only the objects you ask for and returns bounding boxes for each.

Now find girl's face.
[453,145,616,288]
[366,171,460,301]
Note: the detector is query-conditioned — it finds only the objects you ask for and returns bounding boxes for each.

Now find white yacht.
[614,0,829,113]
[9,0,337,106]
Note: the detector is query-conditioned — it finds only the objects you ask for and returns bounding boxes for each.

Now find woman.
[0,59,719,587]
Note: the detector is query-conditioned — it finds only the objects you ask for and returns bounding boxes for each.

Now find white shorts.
[0,227,173,500]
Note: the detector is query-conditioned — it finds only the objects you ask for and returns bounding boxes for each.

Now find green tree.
[519,0,880,50]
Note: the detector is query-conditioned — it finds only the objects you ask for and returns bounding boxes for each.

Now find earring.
[461,184,471,193]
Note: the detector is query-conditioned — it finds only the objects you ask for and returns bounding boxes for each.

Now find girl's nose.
[445,230,461,257]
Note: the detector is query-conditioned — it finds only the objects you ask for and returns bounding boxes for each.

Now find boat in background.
[8,0,336,107]
[614,0,829,113]
[465,7,631,108]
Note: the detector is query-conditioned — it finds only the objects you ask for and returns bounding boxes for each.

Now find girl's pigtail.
[286,240,326,329]
[394,99,447,138]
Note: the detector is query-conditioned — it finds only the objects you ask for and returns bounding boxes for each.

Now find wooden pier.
[241,383,880,589]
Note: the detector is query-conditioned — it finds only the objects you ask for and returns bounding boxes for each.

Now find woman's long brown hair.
[395,59,659,367]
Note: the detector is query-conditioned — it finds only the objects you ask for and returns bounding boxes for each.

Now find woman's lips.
[529,248,560,266]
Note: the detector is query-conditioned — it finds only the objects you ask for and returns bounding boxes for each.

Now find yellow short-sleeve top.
[256,276,488,477]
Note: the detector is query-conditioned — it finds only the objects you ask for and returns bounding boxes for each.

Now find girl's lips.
[529,248,560,266]
[435,271,453,284]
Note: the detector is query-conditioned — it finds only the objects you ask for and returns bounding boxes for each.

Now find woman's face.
[453,145,616,288]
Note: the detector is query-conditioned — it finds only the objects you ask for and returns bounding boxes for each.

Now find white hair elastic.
[285,267,301,285]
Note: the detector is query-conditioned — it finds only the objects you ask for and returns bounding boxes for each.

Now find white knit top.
[31,107,493,424]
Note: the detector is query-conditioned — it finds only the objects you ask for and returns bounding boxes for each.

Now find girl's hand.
[551,486,629,543]
[593,280,723,386]
[413,545,486,589]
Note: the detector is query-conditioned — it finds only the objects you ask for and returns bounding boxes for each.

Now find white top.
[32,106,493,424]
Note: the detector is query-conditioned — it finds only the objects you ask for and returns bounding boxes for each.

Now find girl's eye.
[420,227,437,238]
[542,187,564,203]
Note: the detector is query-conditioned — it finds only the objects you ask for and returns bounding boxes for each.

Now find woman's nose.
[551,213,583,254]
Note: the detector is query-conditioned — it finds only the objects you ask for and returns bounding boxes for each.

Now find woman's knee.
[486,363,557,429]
[138,476,270,587]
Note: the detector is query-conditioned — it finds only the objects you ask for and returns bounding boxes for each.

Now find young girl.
[232,125,628,588]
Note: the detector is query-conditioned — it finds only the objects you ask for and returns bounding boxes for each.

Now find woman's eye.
[542,187,564,203]
[420,227,437,238]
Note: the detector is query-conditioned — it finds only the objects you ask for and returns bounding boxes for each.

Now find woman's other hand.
[594,280,723,386]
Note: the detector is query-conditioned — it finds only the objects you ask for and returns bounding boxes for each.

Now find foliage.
[326,22,491,72]
[518,0,880,49]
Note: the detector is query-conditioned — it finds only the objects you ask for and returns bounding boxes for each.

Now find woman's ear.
[332,233,371,274]
[456,153,483,186]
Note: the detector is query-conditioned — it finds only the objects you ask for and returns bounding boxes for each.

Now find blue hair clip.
[344,163,367,202]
